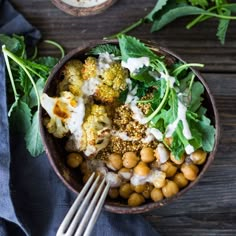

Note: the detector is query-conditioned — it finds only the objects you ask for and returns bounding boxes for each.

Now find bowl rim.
[51,0,117,17]
[39,39,220,214]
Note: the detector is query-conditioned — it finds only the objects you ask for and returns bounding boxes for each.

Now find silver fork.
[56,172,110,236]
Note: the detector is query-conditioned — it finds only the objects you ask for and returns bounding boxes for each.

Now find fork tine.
[83,182,110,236]
[56,172,96,236]
[74,177,106,236]
[66,174,101,236]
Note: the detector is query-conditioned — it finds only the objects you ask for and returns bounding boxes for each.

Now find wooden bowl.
[39,39,220,214]
[51,0,117,17]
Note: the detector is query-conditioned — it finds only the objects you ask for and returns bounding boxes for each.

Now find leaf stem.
[2,45,19,102]
[3,47,41,109]
[186,3,236,29]
[43,40,65,59]
[145,79,170,124]
[104,18,146,39]
[172,63,204,76]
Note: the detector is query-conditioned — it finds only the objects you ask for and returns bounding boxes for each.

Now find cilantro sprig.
[106,0,236,44]
[117,35,215,159]
[0,34,64,157]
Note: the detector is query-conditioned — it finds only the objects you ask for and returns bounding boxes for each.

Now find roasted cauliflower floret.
[81,57,98,80]
[103,62,128,90]
[41,91,85,139]
[57,59,84,96]
[82,104,112,157]
[94,84,120,103]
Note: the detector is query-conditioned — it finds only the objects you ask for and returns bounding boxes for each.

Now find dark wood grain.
[10,0,236,235]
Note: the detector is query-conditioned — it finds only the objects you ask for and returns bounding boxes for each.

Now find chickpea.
[66,153,83,168]
[160,161,177,177]
[132,184,146,193]
[106,172,122,188]
[140,147,155,163]
[80,161,88,174]
[109,188,119,199]
[118,168,132,181]
[142,184,154,199]
[128,193,145,207]
[151,188,164,202]
[181,163,199,181]
[170,153,185,165]
[190,149,207,165]
[107,153,123,170]
[150,170,166,188]
[173,173,189,188]
[134,161,150,176]
[122,152,139,169]
[162,180,179,198]
[119,183,133,199]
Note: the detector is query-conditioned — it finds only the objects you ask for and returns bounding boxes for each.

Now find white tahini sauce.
[111,130,139,141]
[165,99,192,140]
[98,52,115,72]
[142,128,163,143]
[82,77,101,96]
[124,79,147,124]
[185,144,195,155]
[156,143,169,163]
[122,57,150,74]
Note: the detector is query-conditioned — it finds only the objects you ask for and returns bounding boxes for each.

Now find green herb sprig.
[106,0,236,44]
[0,34,64,157]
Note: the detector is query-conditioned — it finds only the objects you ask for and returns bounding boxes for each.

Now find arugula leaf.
[0,34,25,56]
[10,100,32,133]
[106,0,236,45]
[145,0,169,21]
[25,111,44,157]
[118,34,157,61]
[88,44,121,57]
[28,78,45,108]
[189,81,204,112]
[1,34,63,157]
[35,56,59,70]
[188,0,209,8]
[216,9,231,45]
[198,115,216,152]
[151,5,206,32]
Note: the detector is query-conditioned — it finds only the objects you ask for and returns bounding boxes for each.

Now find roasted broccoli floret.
[57,59,84,96]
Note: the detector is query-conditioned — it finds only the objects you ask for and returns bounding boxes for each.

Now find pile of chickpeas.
[66,145,207,207]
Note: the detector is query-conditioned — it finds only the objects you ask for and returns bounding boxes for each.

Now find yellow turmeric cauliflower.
[81,54,128,103]
[81,57,98,80]
[57,59,84,96]
[82,104,111,156]
[65,104,112,157]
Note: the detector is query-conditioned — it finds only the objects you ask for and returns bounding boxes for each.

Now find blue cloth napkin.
[0,1,160,235]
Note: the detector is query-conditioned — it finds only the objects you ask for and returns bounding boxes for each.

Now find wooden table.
[11,0,236,235]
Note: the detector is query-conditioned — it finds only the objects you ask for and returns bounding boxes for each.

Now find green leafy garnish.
[106,0,236,45]
[118,35,215,159]
[0,34,64,157]
[88,44,121,57]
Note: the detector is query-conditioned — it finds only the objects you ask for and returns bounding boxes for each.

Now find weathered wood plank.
[8,1,236,235]
[11,0,236,73]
